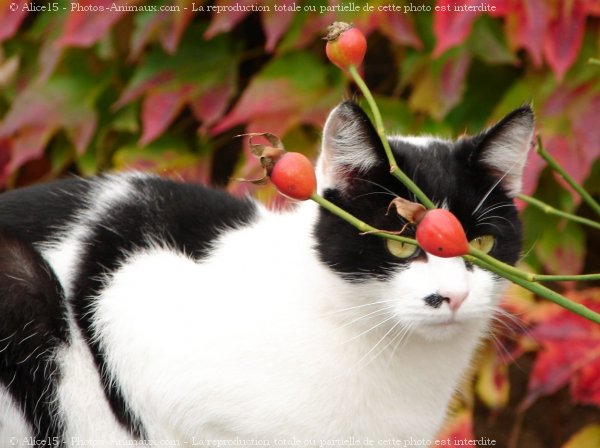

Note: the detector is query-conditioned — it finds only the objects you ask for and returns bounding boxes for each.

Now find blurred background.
[0,1,599,446]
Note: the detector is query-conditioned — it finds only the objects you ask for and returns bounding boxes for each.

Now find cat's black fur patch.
[0,177,91,245]
[0,231,67,442]
[315,102,525,281]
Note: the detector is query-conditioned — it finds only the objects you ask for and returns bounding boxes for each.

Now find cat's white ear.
[477,106,535,197]
[317,102,383,191]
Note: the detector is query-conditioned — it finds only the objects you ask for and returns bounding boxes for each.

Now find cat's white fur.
[3,173,504,445]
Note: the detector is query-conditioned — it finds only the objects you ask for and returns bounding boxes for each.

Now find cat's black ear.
[473,105,535,197]
[317,101,384,191]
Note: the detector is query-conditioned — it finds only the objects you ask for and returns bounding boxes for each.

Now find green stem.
[589,58,600,65]
[468,257,600,325]
[310,193,418,245]
[347,65,436,210]
[312,192,600,323]
[314,193,600,284]
[517,194,600,231]
[537,136,600,217]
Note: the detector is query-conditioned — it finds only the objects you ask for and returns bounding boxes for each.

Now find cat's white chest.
[88,209,487,443]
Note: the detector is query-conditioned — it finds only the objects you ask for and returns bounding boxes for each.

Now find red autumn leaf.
[113,72,175,110]
[546,135,590,191]
[571,93,600,163]
[524,289,600,408]
[378,11,423,49]
[161,1,196,54]
[139,84,194,146]
[211,79,299,136]
[57,0,141,48]
[572,361,600,407]
[0,137,10,187]
[435,408,475,445]
[261,0,296,52]
[520,144,547,197]
[0,0,28,43]
[505,0,550,67]
[439,52,471,113]
[433,0,490,58]
[204,0,255,40]
[543,0,586,80]
[189,82,235,135]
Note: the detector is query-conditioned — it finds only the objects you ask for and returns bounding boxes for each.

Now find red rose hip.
[325,22,367,70]
[270,152,317,201]
[415,209,469,258]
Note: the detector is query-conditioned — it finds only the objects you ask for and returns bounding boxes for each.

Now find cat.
[0,101,534,446]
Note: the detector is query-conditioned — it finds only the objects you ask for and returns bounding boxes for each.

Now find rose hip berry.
[415,209,469,258]
[270,152,317,201]
[325,22,367,70]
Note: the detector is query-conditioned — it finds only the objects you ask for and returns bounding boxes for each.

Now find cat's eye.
[469,235,495,254]
[386,239,418,259]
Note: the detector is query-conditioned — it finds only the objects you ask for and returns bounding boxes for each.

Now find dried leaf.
[387,197,426,224]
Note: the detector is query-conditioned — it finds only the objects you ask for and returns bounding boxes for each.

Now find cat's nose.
[440,289,468,312]
[424,290,468,312]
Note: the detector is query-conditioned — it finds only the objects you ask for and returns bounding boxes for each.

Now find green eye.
[386,239,418,259]
[469,235,495,254]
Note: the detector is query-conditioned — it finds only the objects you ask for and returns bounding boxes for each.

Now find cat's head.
[315,101,534,340]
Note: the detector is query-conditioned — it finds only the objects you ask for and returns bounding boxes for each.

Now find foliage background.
[1,0,599,446]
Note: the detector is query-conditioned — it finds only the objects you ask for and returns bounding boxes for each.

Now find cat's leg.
[0,231,68,446]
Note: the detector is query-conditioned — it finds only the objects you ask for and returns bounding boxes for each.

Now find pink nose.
[440,289,468,312]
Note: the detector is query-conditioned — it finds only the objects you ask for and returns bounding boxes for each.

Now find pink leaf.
[440,53,471,113]
[433,0,486,57]
[546,135,590,188]
[190,82,235,135]
[160,3,196,54]
[0,0,28,43]
[520,144,546,197]
[139,85,194,145]
[113,72,175,110]
[211,79,299,136]
[204,0,255,39]
[571,94,600,163]
[543,0,586,80]
[7,125,57,174]
[57,0,141,48]
[261,0,296,52]
[378,11,423,49]
[511,0,550,66]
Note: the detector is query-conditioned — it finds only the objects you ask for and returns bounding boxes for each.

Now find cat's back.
[0,173,258,253]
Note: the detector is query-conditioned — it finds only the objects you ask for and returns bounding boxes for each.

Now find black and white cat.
[0,102,533,446]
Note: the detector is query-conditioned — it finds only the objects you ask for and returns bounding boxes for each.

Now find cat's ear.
[474,106,535,197]
[317,101,384,191]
